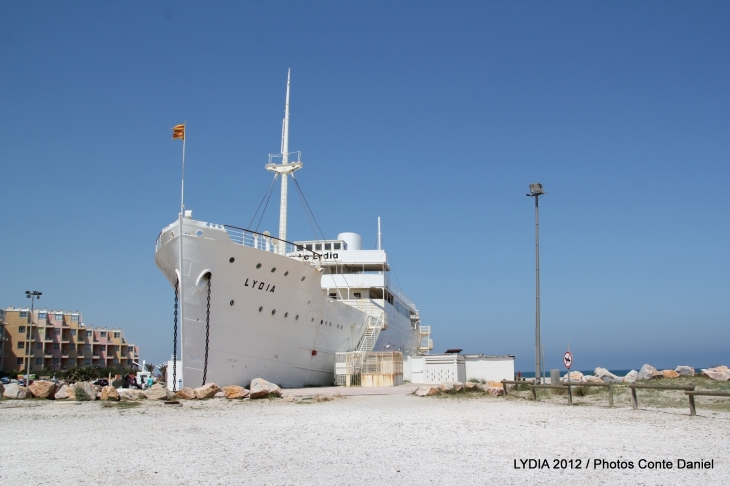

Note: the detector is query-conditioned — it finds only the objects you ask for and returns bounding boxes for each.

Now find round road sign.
[563,351,573,369]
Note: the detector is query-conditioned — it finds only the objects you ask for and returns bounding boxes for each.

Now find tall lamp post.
[25,290,42,382]
[526,184,545,384]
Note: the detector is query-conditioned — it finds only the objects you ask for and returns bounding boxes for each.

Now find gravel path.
[0,393,726,485]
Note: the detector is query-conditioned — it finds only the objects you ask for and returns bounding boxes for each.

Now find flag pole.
[178,122,186,389]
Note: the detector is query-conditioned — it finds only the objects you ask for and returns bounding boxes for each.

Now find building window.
[70,329,76,335]
[84,358,91,365]
[114,332,120,338]
[71,315,79,322]
[55,329,61,335]
[68,358,75,365]
[55,313,63,320]
[85,344,91,350]
[113,359,119,364]
[354,292,361,299]
[122,348,126,355]
[36,342,43,349]
[19,326,26,333]
[128,346,134,353]
[17,342,25,349]
[39,312,46,319]
[86,330,92,337]
[52,358,59,365]
[115,345,120,351]
[100,332,106,337]
[53,343,60,350]
[17,357,24,365]
[35,358,42,365]
[19,311,28,318]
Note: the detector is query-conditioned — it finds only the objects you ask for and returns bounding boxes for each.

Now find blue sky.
[1,2,728,372]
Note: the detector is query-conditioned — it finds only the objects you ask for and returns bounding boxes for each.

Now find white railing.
[223,225,321,260]
[385,277,417,312]
[268,151,302,165]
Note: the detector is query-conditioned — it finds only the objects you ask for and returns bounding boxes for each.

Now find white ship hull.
[155,218,374,388]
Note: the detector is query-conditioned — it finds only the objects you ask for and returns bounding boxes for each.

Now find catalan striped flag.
[172,124,185,140]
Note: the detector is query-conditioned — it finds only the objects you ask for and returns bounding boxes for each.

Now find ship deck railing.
[222,225,322,260]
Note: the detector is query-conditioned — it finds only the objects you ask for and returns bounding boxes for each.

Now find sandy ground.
[0,390,727,485]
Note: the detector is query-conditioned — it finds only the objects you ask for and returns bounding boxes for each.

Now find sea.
[517,368,702,379]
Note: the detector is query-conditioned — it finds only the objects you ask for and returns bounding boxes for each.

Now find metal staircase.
[356,315,383,353]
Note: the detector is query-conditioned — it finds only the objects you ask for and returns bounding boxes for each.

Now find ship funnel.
[337,232,362,251]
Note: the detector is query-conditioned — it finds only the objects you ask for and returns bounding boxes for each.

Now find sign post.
[563,348,574,405]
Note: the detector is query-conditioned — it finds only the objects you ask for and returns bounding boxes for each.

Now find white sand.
[0,393,726,485]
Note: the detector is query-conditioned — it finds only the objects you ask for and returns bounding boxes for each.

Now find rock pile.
[415,381,504,397]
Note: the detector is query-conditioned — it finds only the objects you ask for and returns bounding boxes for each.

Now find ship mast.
[266,69,303,253]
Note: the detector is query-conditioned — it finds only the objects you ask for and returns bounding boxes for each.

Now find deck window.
[324,243,331,250]
[334,243,341,250]
[305,244,312,250]
[315,244,322,251]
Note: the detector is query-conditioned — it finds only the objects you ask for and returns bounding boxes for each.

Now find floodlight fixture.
[527,183,544,196]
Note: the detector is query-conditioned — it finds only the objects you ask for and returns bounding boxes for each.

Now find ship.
[154,70,432,388]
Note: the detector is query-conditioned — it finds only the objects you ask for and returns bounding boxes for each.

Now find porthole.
[301,276,305,281]
[256,263,262,269]
[320,320,323,324]
[258,306,263,312]
[284,312,289,318]
[295,315,299,320]
[271,309,276,315]
[311,318,314,322]
[229,257,235,263]
[271,267,276,273]
[230,300,235,306]
[196,230,203,236]
[284,271,289,276]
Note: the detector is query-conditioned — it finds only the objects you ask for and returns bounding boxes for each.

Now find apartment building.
[1,306,141,374]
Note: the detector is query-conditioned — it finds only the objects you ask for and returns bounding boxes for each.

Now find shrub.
[74,386,91,401]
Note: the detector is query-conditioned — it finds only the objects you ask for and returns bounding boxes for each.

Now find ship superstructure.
[154,71,431,388]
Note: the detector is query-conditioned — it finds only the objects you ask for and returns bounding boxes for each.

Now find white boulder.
[54,384,69,399]
[3,383,30,399]
[415,385,440,397]
[249,378,282,399]
[675,366,695,376]
[562,371,583,382]
[622,370,639,383]
[594,368,621,383]
[637,364,660,380]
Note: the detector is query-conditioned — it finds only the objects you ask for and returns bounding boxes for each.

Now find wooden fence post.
[631,387,638,410]
[688,394,696,417]
[567,385,572,406]
[609,383,614,408]
[531,386,537,401]
[502,381,507,396]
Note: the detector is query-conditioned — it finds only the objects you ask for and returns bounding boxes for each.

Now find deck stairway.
[356,315,383,353]
[418,325,433,354]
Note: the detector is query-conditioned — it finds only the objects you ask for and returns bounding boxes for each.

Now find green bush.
[74,386,91,401]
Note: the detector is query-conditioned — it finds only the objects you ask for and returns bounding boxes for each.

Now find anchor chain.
[173,277,179,392]
[202,276,211,386]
